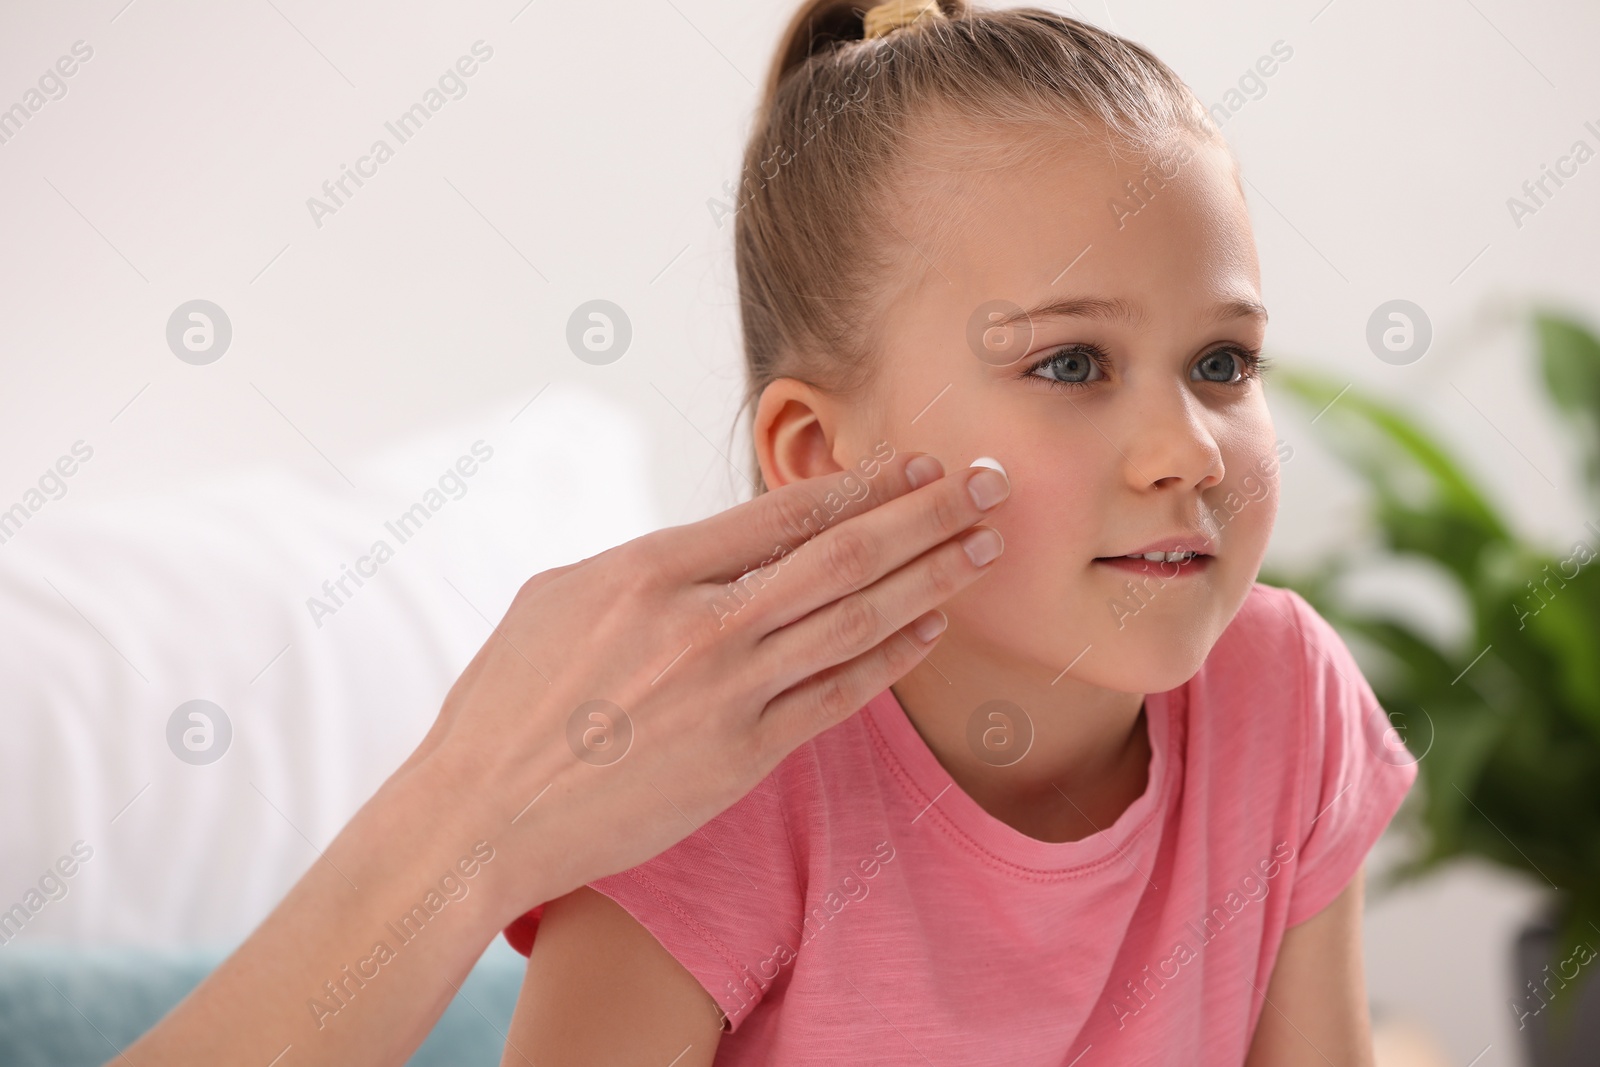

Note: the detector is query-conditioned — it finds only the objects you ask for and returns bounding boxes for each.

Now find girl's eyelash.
[1020,343,1273,392]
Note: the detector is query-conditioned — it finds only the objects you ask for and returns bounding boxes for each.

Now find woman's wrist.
[384,731,580,933]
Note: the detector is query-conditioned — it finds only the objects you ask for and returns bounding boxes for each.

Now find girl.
[502,1,1416,1063]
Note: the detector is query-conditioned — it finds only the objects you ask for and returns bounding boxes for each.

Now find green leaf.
[1535,311,1600,498]
[1272,370,1512,589]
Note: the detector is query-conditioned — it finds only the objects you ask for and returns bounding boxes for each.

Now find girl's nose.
[1118,390,1226,492]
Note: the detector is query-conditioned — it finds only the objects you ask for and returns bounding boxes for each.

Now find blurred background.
[1,0,1597,1063]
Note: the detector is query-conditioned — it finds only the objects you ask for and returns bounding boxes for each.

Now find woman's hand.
[413,446,1011,921]
[122,447,1008,1066]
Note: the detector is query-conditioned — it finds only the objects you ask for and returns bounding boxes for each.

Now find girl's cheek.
[952,462,1104,608]
[1207,441,1282,565]
[1005,468,1101,556]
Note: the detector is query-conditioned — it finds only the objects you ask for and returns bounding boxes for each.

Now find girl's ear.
[753,378,845,491]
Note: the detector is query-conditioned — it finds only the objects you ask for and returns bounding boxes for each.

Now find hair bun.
[762,0,962,116]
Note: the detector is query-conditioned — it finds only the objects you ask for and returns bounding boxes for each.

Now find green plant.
[1259,310,1600,1032]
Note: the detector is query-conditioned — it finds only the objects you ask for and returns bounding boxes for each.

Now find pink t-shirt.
[505,582,1418,1064]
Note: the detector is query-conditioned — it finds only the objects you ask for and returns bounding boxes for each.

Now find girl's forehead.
[903,130,1240,235]
[885,135,1260,319]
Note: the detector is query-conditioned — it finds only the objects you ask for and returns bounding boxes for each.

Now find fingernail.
[967,460,1010,511]
[961,527,1004,567]
[911,610,947,642]
[905,454,943,489]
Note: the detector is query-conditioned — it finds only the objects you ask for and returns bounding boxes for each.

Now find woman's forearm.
[119,756,551,1067]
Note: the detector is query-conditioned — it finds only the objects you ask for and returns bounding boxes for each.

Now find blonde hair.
[734,0,1222,493]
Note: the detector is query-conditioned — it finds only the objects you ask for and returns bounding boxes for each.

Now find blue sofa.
[0,939,526,1065]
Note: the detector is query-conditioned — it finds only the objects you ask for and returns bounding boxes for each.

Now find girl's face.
[841,125,1279,694]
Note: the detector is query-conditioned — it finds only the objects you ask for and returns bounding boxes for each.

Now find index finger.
[661,447,938,586]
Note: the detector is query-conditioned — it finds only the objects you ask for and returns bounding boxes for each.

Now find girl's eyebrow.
[1207,299,1270,325]
[992,296,1269,330]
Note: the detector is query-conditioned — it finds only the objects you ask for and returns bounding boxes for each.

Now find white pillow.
[0,383,663,947]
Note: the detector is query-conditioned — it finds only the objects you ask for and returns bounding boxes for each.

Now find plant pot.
[1513,905,1600,1066]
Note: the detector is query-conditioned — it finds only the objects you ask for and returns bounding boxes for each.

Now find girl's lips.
[1092,554,1214,576]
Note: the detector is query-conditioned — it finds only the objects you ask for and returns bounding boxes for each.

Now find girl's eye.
[1192,346,1269,385]
[1024,345,1109,389]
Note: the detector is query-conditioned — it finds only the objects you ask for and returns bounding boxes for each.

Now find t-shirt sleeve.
[503,766,806,1032]
[1281,588,1419,927]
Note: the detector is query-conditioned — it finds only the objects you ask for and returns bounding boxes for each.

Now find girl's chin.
[1065,617,1218,688]
[1092,654,1208,695]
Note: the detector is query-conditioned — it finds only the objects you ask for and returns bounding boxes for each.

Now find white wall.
[3,0,1597,1063]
